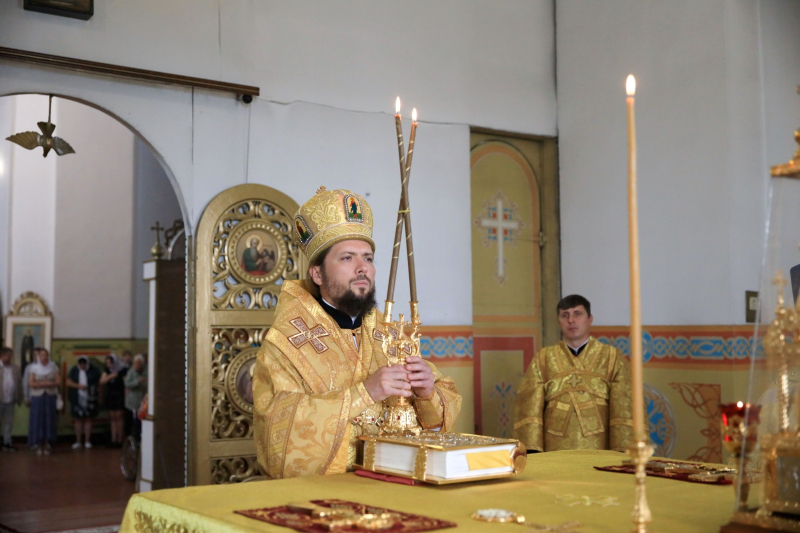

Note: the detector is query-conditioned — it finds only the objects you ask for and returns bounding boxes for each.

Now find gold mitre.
[293,186,375,264]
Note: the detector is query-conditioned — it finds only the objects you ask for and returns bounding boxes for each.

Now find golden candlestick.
[379,313,422,435]
[628,439,654,533]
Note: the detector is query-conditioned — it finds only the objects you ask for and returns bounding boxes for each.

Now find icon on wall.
[24,0,93,20]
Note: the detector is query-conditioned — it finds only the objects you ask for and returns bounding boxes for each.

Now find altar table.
[120,450,735,532]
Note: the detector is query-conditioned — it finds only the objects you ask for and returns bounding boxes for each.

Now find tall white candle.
[627,74,644,439]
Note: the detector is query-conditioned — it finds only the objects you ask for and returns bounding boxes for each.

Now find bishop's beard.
[320,271,377,318]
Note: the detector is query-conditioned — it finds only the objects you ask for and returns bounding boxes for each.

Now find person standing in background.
[514,295,635,452]
[120,350,133,437]
[67,356,100,449]
[0,347,23,451]
[28,348,60,456]
[100,355,126,447]
[124,354,147,440]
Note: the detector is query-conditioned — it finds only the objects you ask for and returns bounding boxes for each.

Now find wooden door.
[470,131,559,437]
[151,258,186,489]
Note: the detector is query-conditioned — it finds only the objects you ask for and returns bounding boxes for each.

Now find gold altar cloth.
[120,450,734,532]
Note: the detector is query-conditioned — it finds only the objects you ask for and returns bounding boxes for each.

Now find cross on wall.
[474,190,523,285]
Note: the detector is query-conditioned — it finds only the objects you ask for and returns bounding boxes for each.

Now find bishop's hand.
[363,365,412,402]
[405,356,435,399]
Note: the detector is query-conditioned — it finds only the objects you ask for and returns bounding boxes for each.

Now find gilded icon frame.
[228,219,288,286]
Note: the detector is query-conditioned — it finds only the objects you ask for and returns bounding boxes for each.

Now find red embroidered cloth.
[234,499,457,532]
[594,464,733,485]
[355,470,419,486]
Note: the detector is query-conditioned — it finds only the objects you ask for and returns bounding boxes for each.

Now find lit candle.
[394,96,404,169]
[385,97,406,309]
[405,108,417,176]
[394,97,405,183]
[627,74,644,439]
[405,108,418,304]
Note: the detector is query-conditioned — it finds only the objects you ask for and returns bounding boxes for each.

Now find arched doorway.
[0,93,189,532]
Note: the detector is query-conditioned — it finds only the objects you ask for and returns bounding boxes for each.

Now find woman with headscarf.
[27,348,60,456]
[66,356,100,449]
[99,354,126,447]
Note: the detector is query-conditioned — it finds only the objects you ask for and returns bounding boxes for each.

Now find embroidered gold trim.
[321,387,352,473]
[514,416,544,429]
[609,418,634,426]
[286,281,360,366]
[265,328,327,394]
[356,381,375,406]
[266,391,302,479]
[287,317,330,353]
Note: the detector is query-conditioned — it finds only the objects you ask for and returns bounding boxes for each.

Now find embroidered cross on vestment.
[288,318,330,353]
[566,374,582,389]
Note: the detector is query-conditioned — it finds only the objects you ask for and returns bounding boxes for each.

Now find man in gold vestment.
[254,187,462,478]
[514,295,635,452]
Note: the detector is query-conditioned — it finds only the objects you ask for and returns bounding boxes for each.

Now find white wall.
[249,102,473,324]
[0,97,13,313]
[0,2,557,326]
[8,95,57,310]
[0,94,182,339]
[556,0,800,326]
[0,1,557,136]
[4,2,796,328]
[53,99,135,338]
[133,138,183,338]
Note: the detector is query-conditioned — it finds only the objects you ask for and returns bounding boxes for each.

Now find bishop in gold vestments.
[254,188,461,479]
[514,295,635,452]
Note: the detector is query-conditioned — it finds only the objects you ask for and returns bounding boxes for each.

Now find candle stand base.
[380,397,421,436]
[627,438,654,533]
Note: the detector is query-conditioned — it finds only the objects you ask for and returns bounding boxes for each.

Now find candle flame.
[412,108,417,123]
[737,401,744,408]
[626,75,636,96]
[396,97,401,114]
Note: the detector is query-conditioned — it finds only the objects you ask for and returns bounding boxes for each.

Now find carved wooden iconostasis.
[189,184,304,485]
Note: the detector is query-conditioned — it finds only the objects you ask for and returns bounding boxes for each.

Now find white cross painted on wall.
[474,190,524,285]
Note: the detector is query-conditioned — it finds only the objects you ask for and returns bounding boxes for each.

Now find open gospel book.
[356,432,527,485]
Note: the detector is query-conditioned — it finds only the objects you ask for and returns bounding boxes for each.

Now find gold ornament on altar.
[723,88,800,532]
[379,313,423,435]
[286,502,400,531]
[470,509,582,532]
[769,87,800,180]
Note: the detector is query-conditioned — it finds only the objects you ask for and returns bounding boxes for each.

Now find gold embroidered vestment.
[513,337,635,452]
[254,280,462,478]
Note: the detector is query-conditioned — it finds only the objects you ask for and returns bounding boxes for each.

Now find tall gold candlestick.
[627,74,644,439]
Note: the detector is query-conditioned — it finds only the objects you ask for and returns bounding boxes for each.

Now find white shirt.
[78,368,88,407]
[1,362,15,403]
